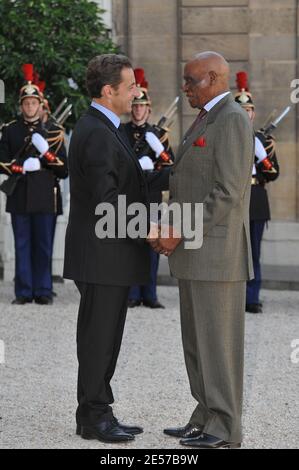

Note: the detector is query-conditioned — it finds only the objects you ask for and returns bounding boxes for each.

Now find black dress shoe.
[113,417,143,435]
[143,299,165,309]
[128,299,141,308]
[77,418,143,437]
[81,420,135,443]
[246,303,262,314]
[12,297,32,305]
[180,433,241,449]
[34,296,53,305]
[164,423,203,439]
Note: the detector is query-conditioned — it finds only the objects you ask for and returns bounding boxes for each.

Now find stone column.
[113,0,180,146]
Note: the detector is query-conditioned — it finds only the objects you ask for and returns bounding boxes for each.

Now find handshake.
[146,223,182,257]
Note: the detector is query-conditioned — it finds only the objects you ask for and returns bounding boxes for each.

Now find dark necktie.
[184,108,208,143]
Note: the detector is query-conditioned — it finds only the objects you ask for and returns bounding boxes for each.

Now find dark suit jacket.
[63,106,152,286]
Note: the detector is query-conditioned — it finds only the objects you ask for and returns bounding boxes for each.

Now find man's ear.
[208,71,217,85]
[102,84,113,99]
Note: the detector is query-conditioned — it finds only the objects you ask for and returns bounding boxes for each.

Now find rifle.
[261,106,292,136]
[255,106,292,174]
[133,96,180,165]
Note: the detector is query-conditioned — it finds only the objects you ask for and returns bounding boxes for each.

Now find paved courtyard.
[0,282,298,449]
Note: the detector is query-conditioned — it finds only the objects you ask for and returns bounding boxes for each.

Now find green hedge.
[0,0,118,127]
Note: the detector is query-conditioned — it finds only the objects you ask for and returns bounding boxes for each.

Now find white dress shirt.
[203,91,231,112]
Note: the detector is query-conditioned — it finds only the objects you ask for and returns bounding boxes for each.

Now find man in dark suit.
[64,54,168,443]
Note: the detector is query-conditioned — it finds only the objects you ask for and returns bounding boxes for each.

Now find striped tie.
[184,108,208,143]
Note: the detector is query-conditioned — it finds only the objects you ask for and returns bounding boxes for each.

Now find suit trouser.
[246,220,265,305]
[75,282,129,425]
[11,213,56,299]
[178,280,246,443]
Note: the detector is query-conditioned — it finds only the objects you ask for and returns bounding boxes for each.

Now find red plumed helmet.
[134,68,148,90]
[22,63,34,83]
[235,71,254,109]
[19,63,42,103]
[133,67,151,105]
[236,71,249,92]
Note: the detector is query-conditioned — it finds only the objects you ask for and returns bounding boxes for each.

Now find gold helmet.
[19,63,42,103]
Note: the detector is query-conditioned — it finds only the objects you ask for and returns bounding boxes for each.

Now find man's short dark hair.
[86,54,133,98]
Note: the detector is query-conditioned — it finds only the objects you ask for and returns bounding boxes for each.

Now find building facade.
[1,0,298,281]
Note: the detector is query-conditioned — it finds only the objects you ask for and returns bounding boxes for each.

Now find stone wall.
[113,0,299,223]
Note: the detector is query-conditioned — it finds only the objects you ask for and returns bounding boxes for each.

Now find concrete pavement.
[0,282,298,449]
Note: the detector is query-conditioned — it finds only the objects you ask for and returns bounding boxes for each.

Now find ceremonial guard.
[124,68,174,309]
[235,72,280,313]
[0,64,68,305]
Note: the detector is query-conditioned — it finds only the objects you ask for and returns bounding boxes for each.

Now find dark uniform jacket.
[250,130,280,221]
[63,106,153,286]
[0,117,68,215]
[123,121,173,205]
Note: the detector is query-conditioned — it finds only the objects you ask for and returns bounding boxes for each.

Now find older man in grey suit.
[149,52,254,449]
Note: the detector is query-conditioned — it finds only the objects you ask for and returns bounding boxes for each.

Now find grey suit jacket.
[167,93,254,282]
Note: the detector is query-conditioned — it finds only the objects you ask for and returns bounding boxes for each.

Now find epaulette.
[264,135,276,159]
[256,130,276,159]
[47,126,65,154]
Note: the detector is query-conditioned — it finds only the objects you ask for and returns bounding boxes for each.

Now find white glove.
[255,136,267,163]
[31,132,49,156]
[145,132,164,158]
[23,157,41,173]
[139,156,154,171]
